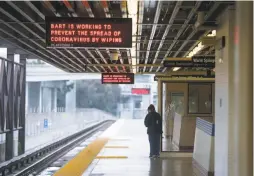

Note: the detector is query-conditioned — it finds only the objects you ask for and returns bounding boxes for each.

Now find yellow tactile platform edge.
[53,137,109,176]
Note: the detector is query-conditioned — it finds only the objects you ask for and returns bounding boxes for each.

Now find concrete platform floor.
[82,119,193,176]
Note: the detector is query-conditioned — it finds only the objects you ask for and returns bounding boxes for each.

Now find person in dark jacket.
[144,104,163,158]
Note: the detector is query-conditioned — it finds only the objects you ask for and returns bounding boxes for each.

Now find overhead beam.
[0,36,70,72]
[137,22,195,25]
[0,3,77,72]
[136,0,144,72]
[43,1,97,72]
[151,1,182,72]
[155,1,201,72]
[87,64,161,67]
[137,70,214,75]
[142,1,162,72]
[157,77,215,82]
[99,1,122,73]
[176,3,222,58]
[6,1,80,72]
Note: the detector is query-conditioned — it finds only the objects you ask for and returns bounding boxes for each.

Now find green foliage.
[76,80,121,115]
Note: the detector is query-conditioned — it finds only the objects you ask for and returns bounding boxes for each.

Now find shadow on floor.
[149,157,193,176]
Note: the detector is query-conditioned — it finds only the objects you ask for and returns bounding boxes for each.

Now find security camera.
[110,52,118,64]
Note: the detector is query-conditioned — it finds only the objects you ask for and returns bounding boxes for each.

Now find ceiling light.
[173,67,181,71]
[207,30,216,37]
[186,31,215,58]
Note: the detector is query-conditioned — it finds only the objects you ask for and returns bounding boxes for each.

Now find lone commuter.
[144,104,162,158]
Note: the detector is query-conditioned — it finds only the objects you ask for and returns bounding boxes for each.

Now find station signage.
[131,88,150,95]
[163,56,215,68]
[101,73,134,84]
[154,75,215,81]
[45,17,132,48]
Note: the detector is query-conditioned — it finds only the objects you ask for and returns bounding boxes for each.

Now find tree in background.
[76,80,121,115]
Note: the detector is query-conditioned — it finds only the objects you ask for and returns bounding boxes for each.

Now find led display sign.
[101,73,134,84]
[45,17,132,48]
[163,56,215,68]
[131,88,150,95]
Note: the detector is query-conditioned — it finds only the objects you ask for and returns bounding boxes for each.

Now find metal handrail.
[0,56,24,67]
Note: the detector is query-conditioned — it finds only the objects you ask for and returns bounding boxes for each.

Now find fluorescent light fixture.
[207,30,216,37]
[173,67,181,71]
[186,30,216,58]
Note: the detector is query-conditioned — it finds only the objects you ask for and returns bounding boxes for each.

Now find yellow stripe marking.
[104,146,129,148]
[96,156,128,159]
[53,137,109,176]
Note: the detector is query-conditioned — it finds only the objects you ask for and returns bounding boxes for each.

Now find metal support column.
[5,54,14,160]
[233,1,253,175]
[18,55,26,155]
[157,79,162,115]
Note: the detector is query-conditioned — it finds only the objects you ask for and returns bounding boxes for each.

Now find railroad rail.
[0,120,114,176]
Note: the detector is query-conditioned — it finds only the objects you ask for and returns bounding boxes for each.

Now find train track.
[0,120,114,176]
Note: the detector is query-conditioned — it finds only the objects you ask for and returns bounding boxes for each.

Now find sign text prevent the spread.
[101,73,134,84]
[45,17,132,48]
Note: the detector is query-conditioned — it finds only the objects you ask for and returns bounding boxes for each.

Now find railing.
[0,56,26,160]
[25,108,116,139]
[0,107,117,163]
[0,120,114,176]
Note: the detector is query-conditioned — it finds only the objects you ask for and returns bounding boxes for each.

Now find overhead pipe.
[195,11,218,30]
[194,11,205,28]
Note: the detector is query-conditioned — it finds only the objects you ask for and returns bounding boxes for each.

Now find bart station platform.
[52,119,193,176]
[0,1,253,176]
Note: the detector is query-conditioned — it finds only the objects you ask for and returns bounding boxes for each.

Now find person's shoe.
[154,155,160,158]
[149,155,156,159]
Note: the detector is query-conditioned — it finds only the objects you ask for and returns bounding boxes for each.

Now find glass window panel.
[188,84,212,114]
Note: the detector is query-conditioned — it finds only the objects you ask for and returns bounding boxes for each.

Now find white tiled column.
[215,7,235,176]
[215,3,253,176]
[233,2,253,175]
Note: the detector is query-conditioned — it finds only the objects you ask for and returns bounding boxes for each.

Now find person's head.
[147,104,155,113]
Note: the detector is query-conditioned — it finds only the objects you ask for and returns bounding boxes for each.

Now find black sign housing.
[163,56,215,68]
[154,75,215,81]
[45,17,132,48]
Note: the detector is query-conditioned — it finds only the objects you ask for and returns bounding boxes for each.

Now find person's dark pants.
[148,133,161,156]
